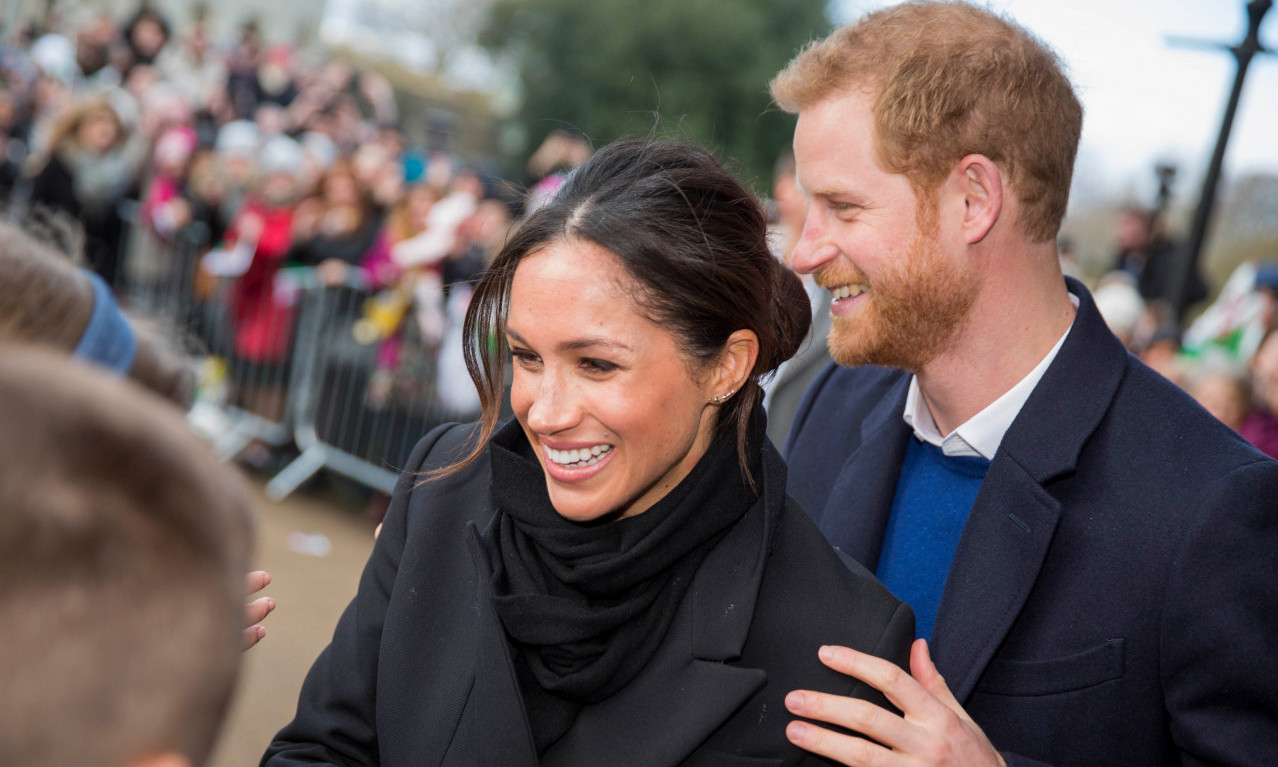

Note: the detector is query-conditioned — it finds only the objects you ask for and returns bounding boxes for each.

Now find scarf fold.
[485,414,763,706]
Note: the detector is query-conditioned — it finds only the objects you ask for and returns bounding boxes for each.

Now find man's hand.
[784,639,1005,766]
[243,570,276,651]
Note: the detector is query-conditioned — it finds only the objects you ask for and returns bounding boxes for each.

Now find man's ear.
[955,154,1002,245]
[709,329,759,402]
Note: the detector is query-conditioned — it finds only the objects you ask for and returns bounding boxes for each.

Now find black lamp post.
[1167,0,1272,320]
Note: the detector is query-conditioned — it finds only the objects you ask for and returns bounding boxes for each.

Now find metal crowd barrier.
[113,205,465,501]
[265,270,447,500]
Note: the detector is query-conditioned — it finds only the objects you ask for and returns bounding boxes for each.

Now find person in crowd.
[1188,362,1253,432]
[120,8,171,77]
[523,128,592,214]
[262,140,914,766]
[203,134,305,427]
[156,3,225,114]
[220,134,304,353]
[1,218,192,405]
[1139,321,1188,386]
[287,158,382,286]
[1113,203,1205,311]
[763,149,827,447]
[0,219,276,649]
[26,95,143,285]
[1241,327,1278,459]
[770,2,1278,764]
[0,345,251,767]
[1092,270,1147,350]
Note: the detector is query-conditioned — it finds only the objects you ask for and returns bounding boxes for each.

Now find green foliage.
[483,0,831,189]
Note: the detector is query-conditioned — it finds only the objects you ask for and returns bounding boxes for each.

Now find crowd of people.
[1086,205,1278,460]
[3,2,1278,767]
[1,5,542,451]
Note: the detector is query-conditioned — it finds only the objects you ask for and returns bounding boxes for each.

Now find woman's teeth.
[831,284,867,302]
[547,445,613,467]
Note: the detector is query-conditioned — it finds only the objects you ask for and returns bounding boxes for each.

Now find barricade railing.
[112,208,472,501]
[117,200,300,463]
[266,270,448,500]
[116,199,210,331]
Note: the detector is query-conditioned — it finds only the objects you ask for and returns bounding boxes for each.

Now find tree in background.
[482,0,831,188]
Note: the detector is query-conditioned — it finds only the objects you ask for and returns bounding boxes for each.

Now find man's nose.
[790,213,838,275]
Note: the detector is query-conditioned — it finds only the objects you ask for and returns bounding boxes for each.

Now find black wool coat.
[264,423,914,767]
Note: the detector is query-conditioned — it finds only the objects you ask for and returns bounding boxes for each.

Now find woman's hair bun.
[763,259,812,373]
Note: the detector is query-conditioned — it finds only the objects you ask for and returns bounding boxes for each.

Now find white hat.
[257,134,304,176]
[30,34,76,84]
[214,120,260,159]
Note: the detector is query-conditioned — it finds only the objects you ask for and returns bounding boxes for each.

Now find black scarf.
[485,414,762,714]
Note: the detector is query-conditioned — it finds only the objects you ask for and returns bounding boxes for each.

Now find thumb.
[910,639,964,714]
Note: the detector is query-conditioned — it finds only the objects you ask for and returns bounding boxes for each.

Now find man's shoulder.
[789,362,907,444]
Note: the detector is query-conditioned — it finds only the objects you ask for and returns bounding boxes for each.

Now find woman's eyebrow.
[506,329,631,353]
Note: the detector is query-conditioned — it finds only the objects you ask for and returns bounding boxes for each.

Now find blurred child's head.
[1189,363,1252,431]
[0,346,251,767]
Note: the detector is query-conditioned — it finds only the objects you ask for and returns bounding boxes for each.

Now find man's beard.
[820,229,978,372]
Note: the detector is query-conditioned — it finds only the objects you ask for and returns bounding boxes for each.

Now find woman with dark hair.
[264,141,913,766]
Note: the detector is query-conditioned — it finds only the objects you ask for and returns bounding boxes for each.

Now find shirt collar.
[903,292,1079,459]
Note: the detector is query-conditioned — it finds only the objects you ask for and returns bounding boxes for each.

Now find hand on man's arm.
[785,639,1005,767]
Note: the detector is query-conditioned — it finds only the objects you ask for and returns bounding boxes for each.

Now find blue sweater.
[875,438,990,640]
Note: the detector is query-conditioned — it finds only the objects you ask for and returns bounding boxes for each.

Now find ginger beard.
[820,218,979,372]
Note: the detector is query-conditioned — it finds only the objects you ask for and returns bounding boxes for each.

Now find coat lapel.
[818,374,912,570]
[930,278,1129,702]
[541,449,785,767]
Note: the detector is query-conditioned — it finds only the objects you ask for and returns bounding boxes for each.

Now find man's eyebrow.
[506,329,632,353]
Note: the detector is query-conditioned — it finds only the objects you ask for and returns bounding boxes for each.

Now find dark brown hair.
[443,140,811,481]
[0,346,251,767]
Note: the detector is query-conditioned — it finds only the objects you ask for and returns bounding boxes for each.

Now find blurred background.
[1,1,1275,763]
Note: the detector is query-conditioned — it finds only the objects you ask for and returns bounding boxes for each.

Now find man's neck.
[916,256,1076,436]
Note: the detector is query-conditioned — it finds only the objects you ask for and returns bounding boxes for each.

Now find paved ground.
[209,472,380,767]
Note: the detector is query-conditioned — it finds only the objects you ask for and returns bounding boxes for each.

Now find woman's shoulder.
[763,497,907,631]
[395,421,494,529]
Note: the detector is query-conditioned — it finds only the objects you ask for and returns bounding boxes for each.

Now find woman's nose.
[523,374,581,434]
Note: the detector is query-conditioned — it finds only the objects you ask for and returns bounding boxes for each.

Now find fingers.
[816,645,938,717]
[242,594,276,652]
[910,639,960,712]
[245,570,272,597]
[242,624,267,651]
[784,720,889,767]
[245,595,276,626]
[786,688,920,755]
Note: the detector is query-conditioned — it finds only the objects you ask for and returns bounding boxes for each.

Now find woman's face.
[507,239,719,522]
[324,171,361,208]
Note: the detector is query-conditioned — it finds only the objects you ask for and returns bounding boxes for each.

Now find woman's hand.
[243,570,276,651]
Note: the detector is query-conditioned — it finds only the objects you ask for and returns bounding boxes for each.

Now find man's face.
[791,90,978,371]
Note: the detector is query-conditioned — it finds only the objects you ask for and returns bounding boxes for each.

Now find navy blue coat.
[784,278,1278,766]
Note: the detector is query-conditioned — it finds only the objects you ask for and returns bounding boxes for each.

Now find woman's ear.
[709,329,759,401]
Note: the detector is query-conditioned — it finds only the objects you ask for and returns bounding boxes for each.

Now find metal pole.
[1170,0,1272,320]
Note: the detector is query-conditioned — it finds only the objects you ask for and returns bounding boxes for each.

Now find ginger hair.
[771,0,1082,243]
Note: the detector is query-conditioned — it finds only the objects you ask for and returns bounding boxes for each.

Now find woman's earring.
[708,389,736,405]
